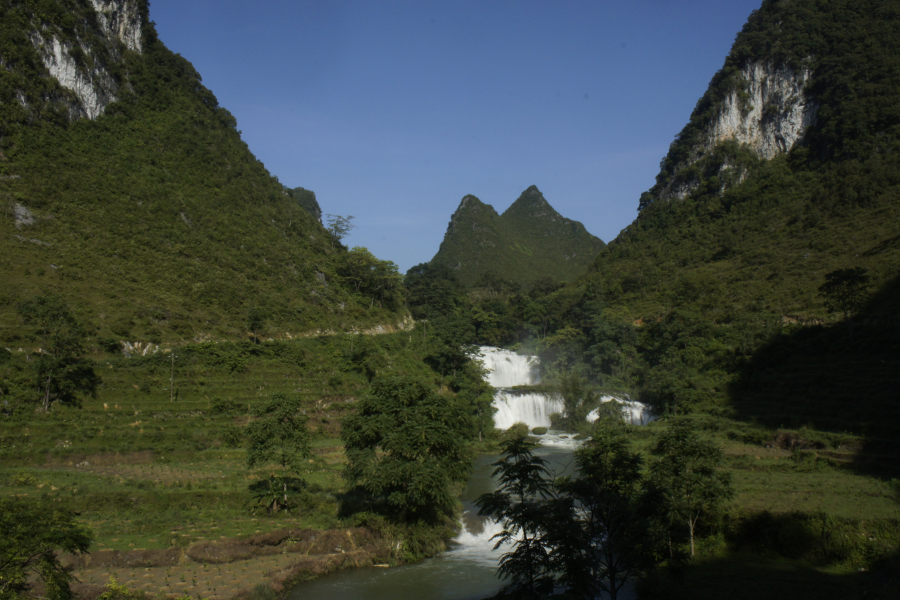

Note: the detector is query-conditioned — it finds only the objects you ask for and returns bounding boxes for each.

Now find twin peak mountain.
[429,186,605,287]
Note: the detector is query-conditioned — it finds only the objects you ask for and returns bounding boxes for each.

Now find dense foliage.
[477,424,732,600]
[0,497,93,600]
[1,0,407,346]
[341,375,475,524]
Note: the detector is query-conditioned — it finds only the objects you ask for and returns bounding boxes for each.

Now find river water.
[288,347,648,600]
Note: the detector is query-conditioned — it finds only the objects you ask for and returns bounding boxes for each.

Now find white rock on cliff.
[28,0,143,121]
[708,60,816,160]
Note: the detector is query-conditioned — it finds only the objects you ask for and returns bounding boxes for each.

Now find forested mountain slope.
[412,0,900,442]
[429,185,605,287]
[567,0,900,438]
[589,0,900,320]
[0,0,405,345]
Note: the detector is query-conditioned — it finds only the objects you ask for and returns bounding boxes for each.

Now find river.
[287,346,649,600]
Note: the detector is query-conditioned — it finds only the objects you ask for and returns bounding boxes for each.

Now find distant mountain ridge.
[429,186,604,287]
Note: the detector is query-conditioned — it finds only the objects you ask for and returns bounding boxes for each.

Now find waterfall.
[586,397,656,426]
[480,346,541,387]
[479,346,654,430]
[479,346,551,430]
[492,391,564,430]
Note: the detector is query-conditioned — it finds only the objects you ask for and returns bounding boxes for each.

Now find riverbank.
[62,527,391,600]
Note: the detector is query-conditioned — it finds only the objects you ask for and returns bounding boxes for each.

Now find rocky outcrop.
[657,59,816,202]
[89,0,143,53]
[28,0,143,120]
[708,61,815,160]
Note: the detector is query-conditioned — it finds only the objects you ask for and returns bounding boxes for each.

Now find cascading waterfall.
[289,348,649,600]
[479,345,654,430]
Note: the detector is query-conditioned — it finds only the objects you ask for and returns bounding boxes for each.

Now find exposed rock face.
[656,59,816,202]
[708,61,815,160]
[28,0,143,120]
[89,0,143,53]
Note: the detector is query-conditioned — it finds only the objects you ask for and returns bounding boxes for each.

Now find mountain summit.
[429,186,604,287]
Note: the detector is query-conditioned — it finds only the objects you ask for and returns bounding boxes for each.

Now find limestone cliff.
[654,59,817,203]
[24,0,143,121]
[707,61,814,160]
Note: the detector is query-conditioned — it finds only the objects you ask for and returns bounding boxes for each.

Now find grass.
[0,332,440,553]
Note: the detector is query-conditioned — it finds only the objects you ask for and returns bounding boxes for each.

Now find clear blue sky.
[149,0,762,273]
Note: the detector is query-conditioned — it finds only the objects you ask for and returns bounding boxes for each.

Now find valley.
[2,0,900,599]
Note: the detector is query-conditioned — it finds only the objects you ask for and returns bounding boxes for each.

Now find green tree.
[325,214,356,249]
[475,436,556,600]
[246,393,311,513]
[557,371,598,431]
[424,314,477,381]
[17,295,100,412]
[819,267,870,331]
[644,347,707,417]
[342,375,473,523]
[554,423,657,600]
[246,306,266,341]
[649,419,733,557]
[0,498,93,600]
[335,246,405,310]
[404,262,465,320]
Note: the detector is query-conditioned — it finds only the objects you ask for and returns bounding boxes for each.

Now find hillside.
[589,0,900,321]
[428,186,605,287]
[0,0,405,346]
[430,0,900,444]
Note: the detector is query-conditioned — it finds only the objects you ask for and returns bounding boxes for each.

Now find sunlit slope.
[585,0,900,322]
[430,186,605,288]
[0,0,405,344]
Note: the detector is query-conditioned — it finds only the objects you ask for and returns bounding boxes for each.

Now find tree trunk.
[688,518,695,557]
[43,377,52,412]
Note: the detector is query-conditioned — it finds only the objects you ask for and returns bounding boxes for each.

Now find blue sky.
[150,0,762,273]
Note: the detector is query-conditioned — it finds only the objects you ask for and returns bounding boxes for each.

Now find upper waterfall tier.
[479,347,540,388]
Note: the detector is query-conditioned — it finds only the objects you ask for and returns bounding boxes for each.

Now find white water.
[492,391,563,429]
[586,397,656,426]
[479,345,654,430]
[479,346,541,387]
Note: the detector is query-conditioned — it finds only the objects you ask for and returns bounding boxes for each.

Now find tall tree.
[17,295,100,412]
[342,375,473,523]
[819,267,870,333]
[246,393,311,513]
[325,214,356,249]
[0,498,93,600]
[649,419,733,557]
[554,423,657,600]
[475,436,557,600]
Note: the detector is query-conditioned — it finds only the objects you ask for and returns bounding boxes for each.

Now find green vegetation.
[17,295,100,412]
[1,1,406,346]
[342,376,474,524]
[428,186,605,288]
[648,420,734,558]
[477,423,734,600]
[0,323,493,580]
[0,498,93,600]
[245,393,312,514]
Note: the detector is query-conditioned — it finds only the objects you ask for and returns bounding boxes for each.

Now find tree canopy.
[342,375,474,524]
